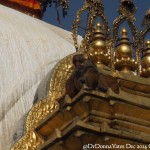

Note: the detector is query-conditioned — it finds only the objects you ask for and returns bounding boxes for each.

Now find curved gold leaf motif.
[11,131,44,150]
[72,2,89,50]
[112,1,138,49]
[72,0,110,52]
[11,53,76,149]
[26,53,75,131]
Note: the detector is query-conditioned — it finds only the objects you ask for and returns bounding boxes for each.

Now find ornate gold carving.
[11,131,44,150]
[12,54,75,149]
[11,1,150,150]
[72,2,89,50]
[113,0,138,49]
[72,0,110,52]
[112,0,138,73]
[115,28,137,72]
[84,0,110,52]
[109,39,116,72]
[26,54,74,131]
[87,23,110,67]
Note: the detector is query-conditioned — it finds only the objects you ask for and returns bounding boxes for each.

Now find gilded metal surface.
[112,0,138,49]
[11,53,75,149]
[115,28,137,72]
[112,1,138,72]
[72,0,110,52]
[116,28,133,59]
[26,54,74,131]
[140,9,150,49]
[108,39,115,72]
[11,131,44,150]
[11,1,150,150]
[87,23,110,66]
[84,0,110,52]
[72,2,89,50]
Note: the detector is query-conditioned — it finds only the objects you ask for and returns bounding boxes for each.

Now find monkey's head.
[73,54,86,68]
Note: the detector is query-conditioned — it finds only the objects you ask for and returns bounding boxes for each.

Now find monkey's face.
[73,54,85,68]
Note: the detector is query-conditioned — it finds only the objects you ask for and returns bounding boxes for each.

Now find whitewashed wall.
[0,4,81,150]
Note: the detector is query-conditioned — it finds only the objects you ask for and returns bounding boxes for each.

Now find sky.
[42,0,150,39]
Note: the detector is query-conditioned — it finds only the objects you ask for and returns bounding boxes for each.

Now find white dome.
[0,4,80,150]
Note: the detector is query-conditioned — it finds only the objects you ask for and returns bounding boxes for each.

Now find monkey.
[59,54,86,110]
[72,53,86,68]
[60,54,119,111]
[65,54,86,98]
[66,54,100,98]
[83,66,99,90]
[66,54,119,98]
[65,70,83,98]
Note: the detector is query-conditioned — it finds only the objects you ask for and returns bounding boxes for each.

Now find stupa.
[1,0,150,150]
[0,0,78,149]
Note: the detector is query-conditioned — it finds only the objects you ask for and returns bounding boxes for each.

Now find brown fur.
[66,54,119,98]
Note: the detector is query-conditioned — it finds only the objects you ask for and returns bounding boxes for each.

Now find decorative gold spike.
[72,1,89,50]
[121,27,128,37]
[115,28,137,72]
[116,27,132,59]
[113,0,138,49]
[87,23,110,68]
[112,0,138,73]
[72,0,110,52]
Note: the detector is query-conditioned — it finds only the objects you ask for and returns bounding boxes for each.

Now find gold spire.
[87,22,110,67]
[115,28,137,72]
[121,27,128,37]
[116,27,132,59]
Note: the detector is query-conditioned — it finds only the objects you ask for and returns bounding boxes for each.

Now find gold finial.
[95,23,102,32]
[72,0,110,51]
[121,27,128,37]
[115,27,137,72]
[145,40,150,48]
[87,22,110,67]
[116,28,131,57]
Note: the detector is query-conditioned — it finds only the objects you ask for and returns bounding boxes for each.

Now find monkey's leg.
[84,68,99,90]
[66,74,78,98]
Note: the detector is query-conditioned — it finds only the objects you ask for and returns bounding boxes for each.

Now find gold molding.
[112,0,138,49]
[72,2,89,50]
[72,0,110,52]
[11,131,44,150]
[11,53,76,149]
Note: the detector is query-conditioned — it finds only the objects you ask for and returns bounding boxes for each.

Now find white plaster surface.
[0,4,81,150]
